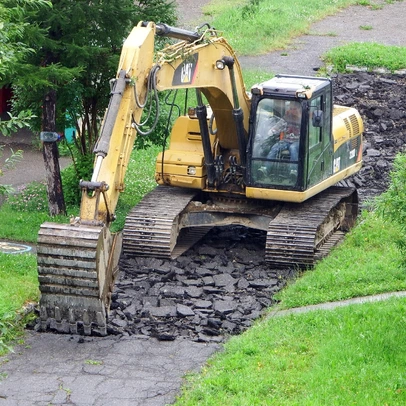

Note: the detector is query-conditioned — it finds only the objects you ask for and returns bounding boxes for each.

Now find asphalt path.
[1,1,406,405]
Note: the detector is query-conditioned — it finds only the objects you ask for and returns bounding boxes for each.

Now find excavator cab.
[247,75,333,195]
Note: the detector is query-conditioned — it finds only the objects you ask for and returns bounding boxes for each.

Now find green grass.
[324,42,406,72]
[274,212,406,309]
[202,0,406,75]
[111,145,161,232]
[176,298,406,405]
[206,0,371,55]
[0,203,69,243]
[0,253,38,355]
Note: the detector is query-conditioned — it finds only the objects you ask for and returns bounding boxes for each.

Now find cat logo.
[172,54,198,86]
[181,62,194,83]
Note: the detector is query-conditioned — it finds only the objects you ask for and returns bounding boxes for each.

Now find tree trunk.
[42,88,66,216]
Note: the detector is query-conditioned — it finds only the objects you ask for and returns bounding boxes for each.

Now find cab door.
[306,90,333,189]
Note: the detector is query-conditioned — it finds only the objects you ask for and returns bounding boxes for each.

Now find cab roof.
[252,75,331,99]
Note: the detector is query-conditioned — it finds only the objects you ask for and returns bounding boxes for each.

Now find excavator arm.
[36,21,251,335]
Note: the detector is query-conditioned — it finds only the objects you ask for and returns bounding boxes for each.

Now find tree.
[12,1,177,154]
[0,0,51,134]
[0,0,50,195]
[10,0,176,208]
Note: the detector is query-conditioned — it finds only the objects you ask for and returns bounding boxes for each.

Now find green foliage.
[135,0,177,23]
[10,0,177,157]
[0,110,34,196]
[0,110,36,137]
[324,42,406,72]
[0,252,38,355]
[133,93,173,150]
[60,152,94,206]
[0,0,51,83]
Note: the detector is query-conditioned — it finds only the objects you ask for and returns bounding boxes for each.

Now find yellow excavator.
[37,22,363,335]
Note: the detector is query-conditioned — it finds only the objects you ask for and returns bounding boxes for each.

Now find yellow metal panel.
[156,175,206,189]
[246,161,362,202]
[332,105,364,151]
[155,162,205,178]
[156,151,205,168]
[168,116,215,152]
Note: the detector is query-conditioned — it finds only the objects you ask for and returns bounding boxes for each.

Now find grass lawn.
[0,253,38,354]
[274,212,406,308]
[176,297,406,405]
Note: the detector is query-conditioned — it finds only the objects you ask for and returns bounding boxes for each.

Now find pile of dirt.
[104,72,406,341]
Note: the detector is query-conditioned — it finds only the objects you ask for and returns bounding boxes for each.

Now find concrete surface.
[0,128,71,191]
[0,333,220,406]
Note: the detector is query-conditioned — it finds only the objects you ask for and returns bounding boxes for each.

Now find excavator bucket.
[37,223,122,335]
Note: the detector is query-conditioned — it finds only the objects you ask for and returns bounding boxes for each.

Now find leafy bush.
[61,152,94,207]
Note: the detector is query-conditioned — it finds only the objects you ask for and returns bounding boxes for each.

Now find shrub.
[61,152,94,207]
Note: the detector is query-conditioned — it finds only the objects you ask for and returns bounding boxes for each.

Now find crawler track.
[266,187,358,268]
[123,186,211,259]
[123,185,357,269]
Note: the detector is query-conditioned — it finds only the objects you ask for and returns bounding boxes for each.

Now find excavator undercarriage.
[123,185,358,267]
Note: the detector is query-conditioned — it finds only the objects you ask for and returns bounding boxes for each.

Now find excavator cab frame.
[247,75,334,193]
[245,75,362,203]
